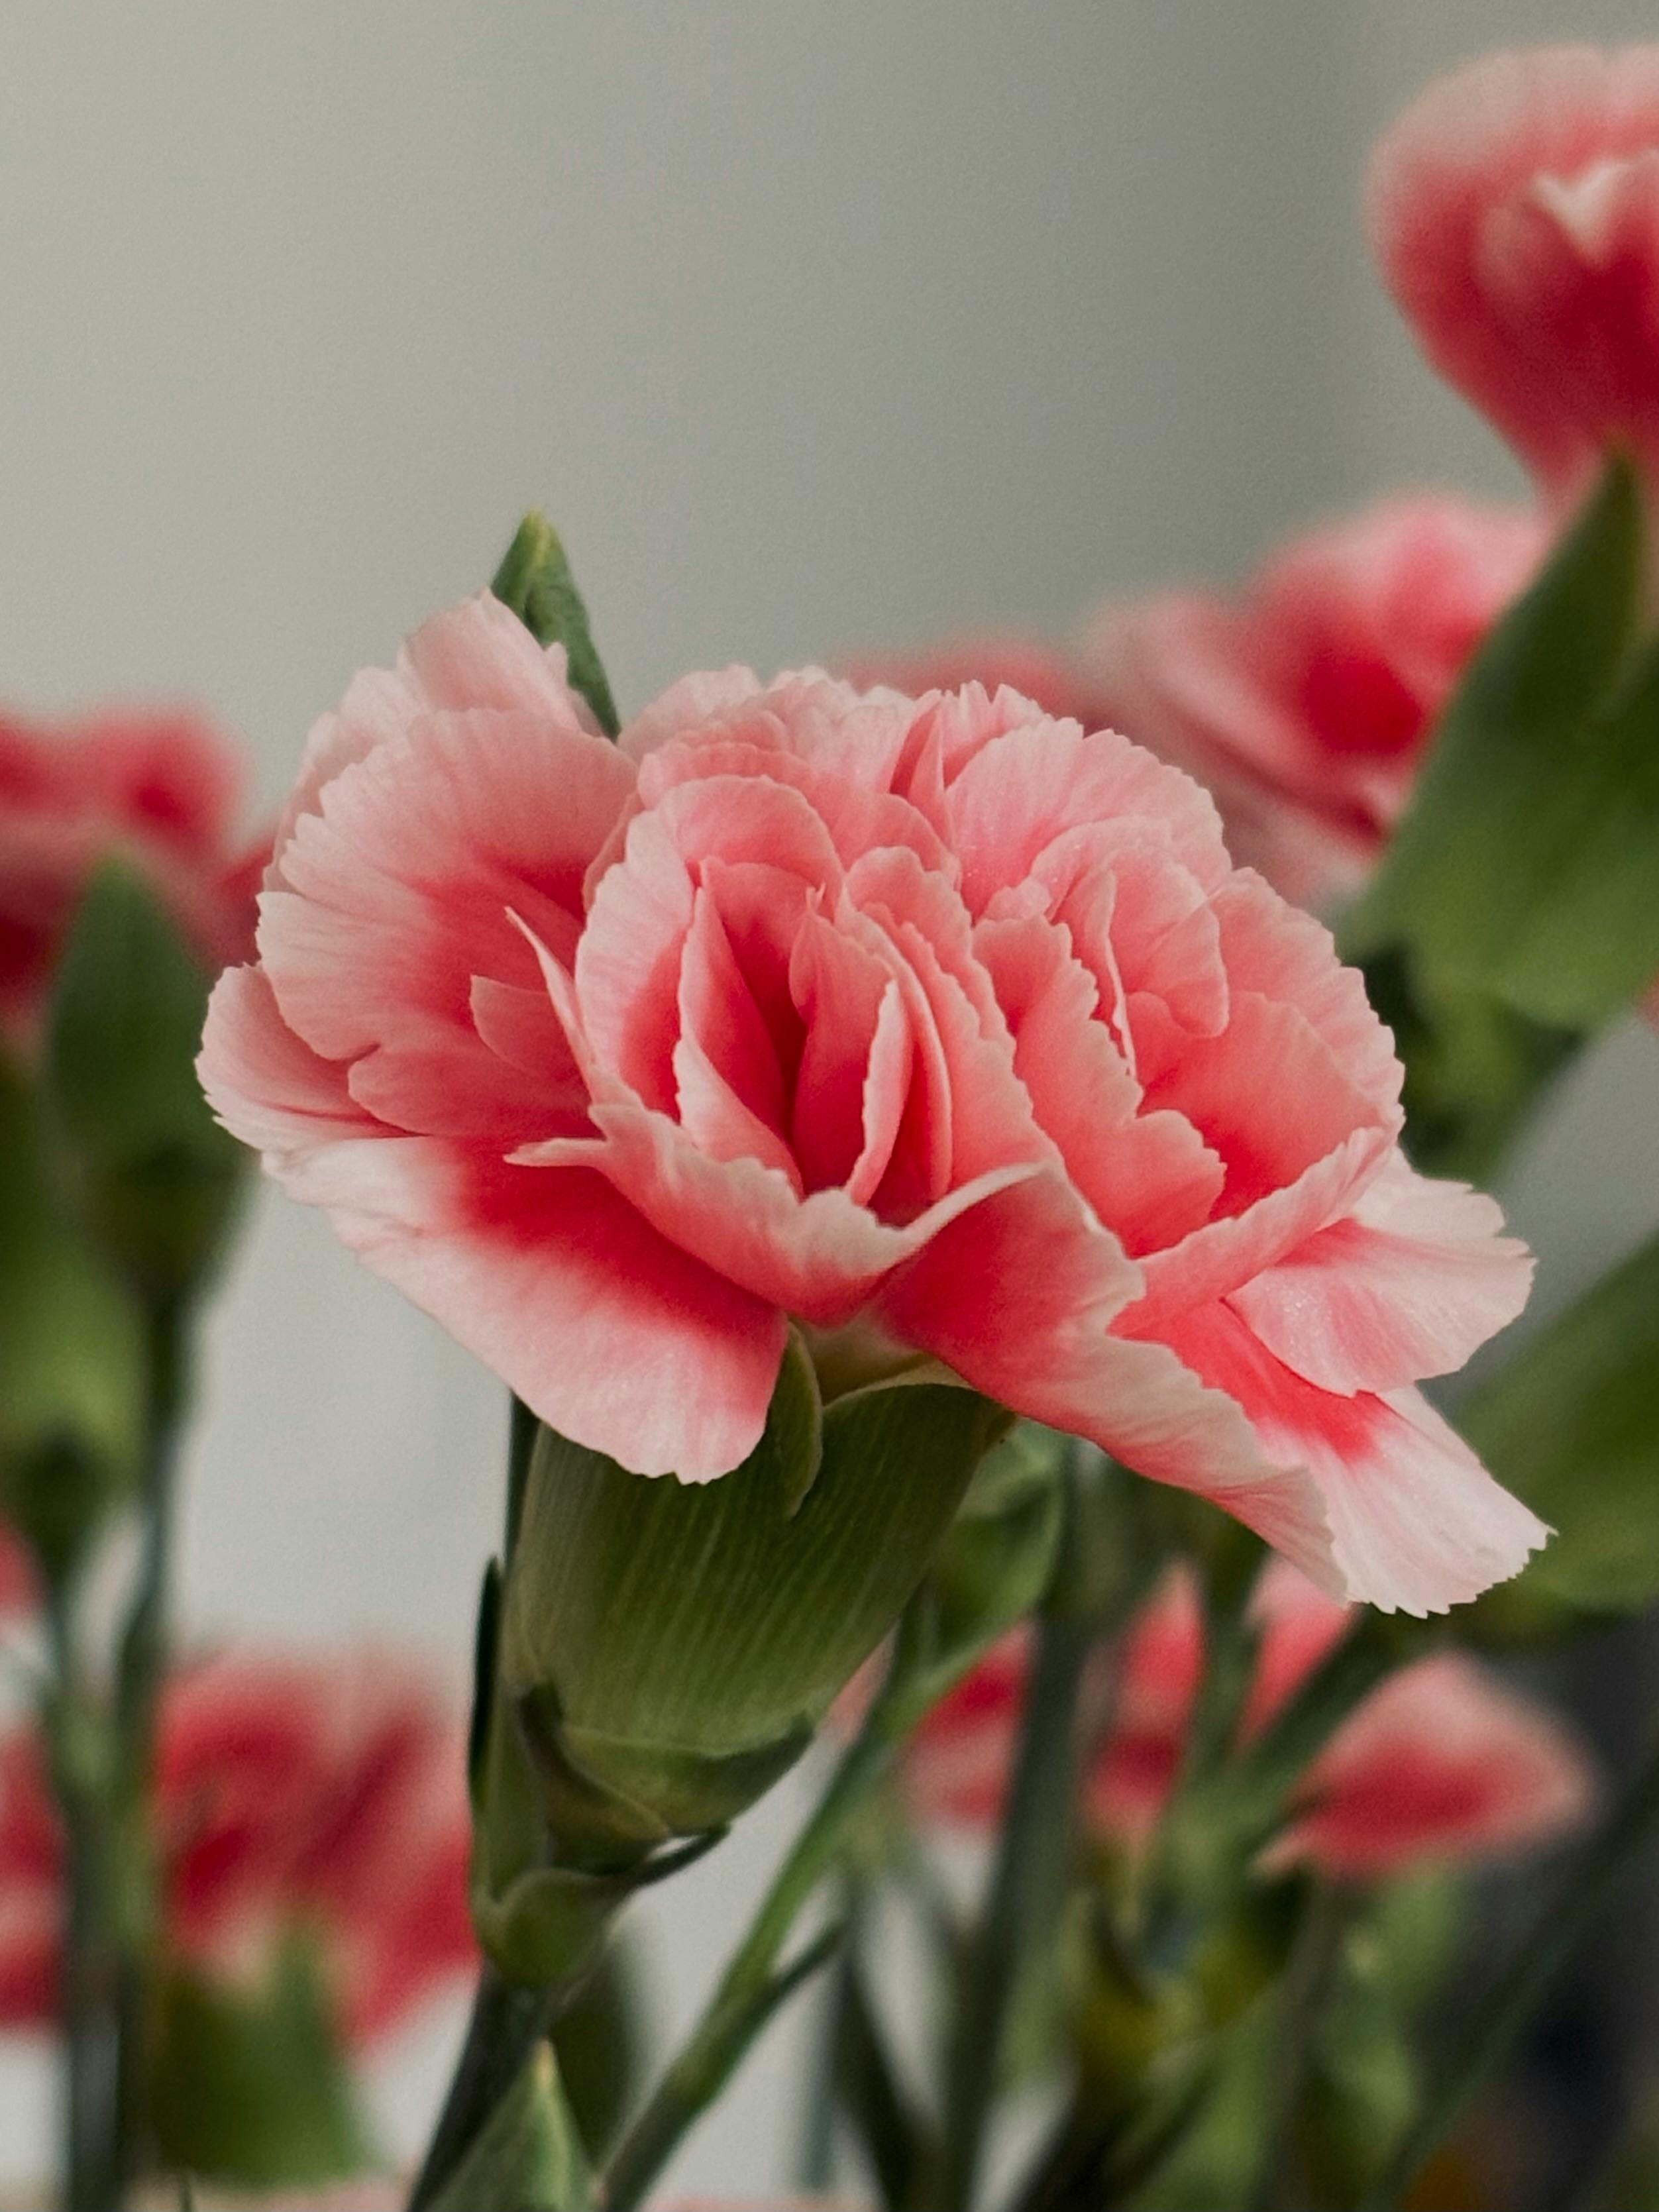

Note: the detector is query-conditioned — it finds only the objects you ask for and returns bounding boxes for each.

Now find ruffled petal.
[1163,1302,1547,1613]
[1227,1154,1534,1394]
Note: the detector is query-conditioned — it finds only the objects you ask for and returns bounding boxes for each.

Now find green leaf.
[493,513,621,739]
[1458,1230,1659,1628]
[146,1941,370,2186]
[430,2042,596,2212]
[549,1934,646,2163]
[502,1350,1006,1858]
[1346,458,1654,1029]
[44,857,245,1297]
[0,1057,144,1576]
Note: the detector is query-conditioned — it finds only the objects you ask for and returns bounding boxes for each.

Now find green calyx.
[491,1336,1005,1868]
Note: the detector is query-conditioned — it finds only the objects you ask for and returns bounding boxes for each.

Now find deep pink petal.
[278,1137,784,1480]
[1287,1652,1596,1876]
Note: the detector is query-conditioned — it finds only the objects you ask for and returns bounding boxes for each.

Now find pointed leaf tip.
[429,2040,597,2210]
[492,512,621,739]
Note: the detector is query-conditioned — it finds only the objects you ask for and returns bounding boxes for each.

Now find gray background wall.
[2,1,1657,2191]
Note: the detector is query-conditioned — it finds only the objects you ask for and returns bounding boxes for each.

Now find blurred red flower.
[906,1563,1595,1879]
[0,706,264,1049]
[0,1650,476,2044]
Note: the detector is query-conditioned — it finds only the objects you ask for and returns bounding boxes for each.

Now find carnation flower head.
[0,1652,474,2044]
[201,594,1544,1613]
[1080,497,1548,908]
[1369,44,1659,530]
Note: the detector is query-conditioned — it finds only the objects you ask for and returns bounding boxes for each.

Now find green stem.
[798,1884,852,2193]
[45,1580,121,2212]
[1362,1724,1659,2211]
[604,1695,906,2212]
[406,1389,557,2211]
[110,1301,189,2192]
[407,1967,559,2209]
[1244,1882,1352,2212]
[929,1607,1096,2212]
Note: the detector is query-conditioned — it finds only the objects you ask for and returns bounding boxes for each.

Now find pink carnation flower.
[906,1565,1595,1879]
[201,595,1544,1611]
[0,1652,475,2043]
[0,706,263,1050]
[1079,498,1548,909]
[1369,44,1659,525]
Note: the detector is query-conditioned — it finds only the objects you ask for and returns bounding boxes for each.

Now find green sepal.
[501,1344,1005,1860]
[429,2041,596,2212]
[878,1426,1067,1734]
[549,1934,645,2164]
[44,857,245,1298]
[1460,1230,1659,1636]
[145,1940,370,2187]
[468,1556,724,1982]
[492,513,621,739]
[0,1057,144,1578]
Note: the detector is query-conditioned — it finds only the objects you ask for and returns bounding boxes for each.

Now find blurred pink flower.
[1369,45,1659,525]
[841,634,1110,732]
[0,706,264,1050]
[0,1652,475,2043]
[905,1565,1594,1878]
[201,595,1542,1610]
[1079,498,1548,908]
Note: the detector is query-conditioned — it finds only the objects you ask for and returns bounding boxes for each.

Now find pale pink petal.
[973,910,1225,1254]
[400,592,600,724]
[1209,875,1404,1119]
[1228,1155,1534,1395]
[942,720,1234,917]
[273,595,598,869]
[1124,1126,1392,1336]
[263,706,631,1067]
[199,966,374,1154]
[875,1176,1346,1595]
[619,666,767,763]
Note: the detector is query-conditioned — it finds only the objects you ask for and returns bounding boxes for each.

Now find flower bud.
[0,1059,144,1578]
[46,858,246,1301]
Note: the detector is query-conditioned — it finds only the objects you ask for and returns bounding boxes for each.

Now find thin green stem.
[928,1607,1096,2212]
[110,1303,188,2187]
[604,1695,907,2212]
[1245,1882,1352,2212]
[407,1967,559,2210]
[798,1882,853,2193]
[1362,1725,1659,2211]
[45,1579,121,2212]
